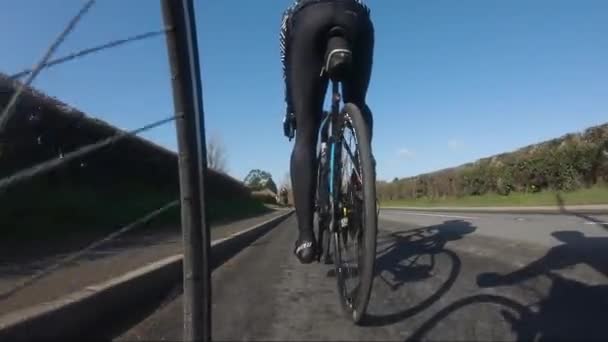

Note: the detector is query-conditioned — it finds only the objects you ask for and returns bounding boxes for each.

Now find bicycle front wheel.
[332,102,377,324]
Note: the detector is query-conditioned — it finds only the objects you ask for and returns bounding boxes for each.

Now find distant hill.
[378,123,608,201]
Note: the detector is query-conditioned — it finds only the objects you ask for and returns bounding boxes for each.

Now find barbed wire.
[0,0,185,308]
[0,115,180,193]
[0,0,96,133]
[10,27,173,80]
[0,199,180,301]
[4,25,173,161]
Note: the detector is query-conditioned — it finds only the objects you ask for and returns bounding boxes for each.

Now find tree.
[206,133,228,173]
[277,171,292,206]
[279,171,292,191]
[265,178,278,194]
[277,171,294,205]
[244,169,277,193]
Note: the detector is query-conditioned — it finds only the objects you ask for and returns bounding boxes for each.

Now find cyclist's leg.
[286,4,330,263]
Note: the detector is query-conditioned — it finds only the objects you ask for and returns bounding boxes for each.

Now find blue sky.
[1,0,607,183]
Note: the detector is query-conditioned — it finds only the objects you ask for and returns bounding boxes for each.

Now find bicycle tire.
[332,102,377,324]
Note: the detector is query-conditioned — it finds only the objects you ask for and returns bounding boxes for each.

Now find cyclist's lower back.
[279,0,375,264]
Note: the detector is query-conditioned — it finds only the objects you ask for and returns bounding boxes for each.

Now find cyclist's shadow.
[474,230,608,341]
[363,219,476,327]
[404,229,608,341]
[477,230,608,287]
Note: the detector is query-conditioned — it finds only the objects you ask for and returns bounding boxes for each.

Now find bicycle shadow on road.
[477,229,608,341]
[362,219,476,327]
[477,230,608,285]
[407,229,608,341]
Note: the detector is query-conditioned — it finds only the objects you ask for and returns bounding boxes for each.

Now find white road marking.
[584,221,608,225]
[395,211,479,220]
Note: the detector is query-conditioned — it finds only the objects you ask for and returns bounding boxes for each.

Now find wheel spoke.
[342,138,362,184]
[332,115,365,309]
[327,103,377,324]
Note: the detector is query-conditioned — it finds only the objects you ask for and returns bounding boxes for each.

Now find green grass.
[1,180,271,241]
[381,184,608,208]
[150,197,273,226]
[207,197,272,223]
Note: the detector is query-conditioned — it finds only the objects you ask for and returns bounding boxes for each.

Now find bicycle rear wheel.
[331,102,377,324]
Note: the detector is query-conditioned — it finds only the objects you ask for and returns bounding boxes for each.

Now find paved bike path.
[0,209,289,316]
[116,213,608,341]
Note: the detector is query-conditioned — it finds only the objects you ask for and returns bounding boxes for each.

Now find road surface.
[116,210,608,341]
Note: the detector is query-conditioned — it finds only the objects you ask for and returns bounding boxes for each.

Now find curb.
[381,205,608,215]
[0,209,294,341]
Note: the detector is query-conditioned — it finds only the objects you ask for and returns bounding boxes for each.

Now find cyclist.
[280,0,375,264]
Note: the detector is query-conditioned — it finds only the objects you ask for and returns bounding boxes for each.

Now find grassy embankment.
[1,180,271,241]
[381,184,608,208]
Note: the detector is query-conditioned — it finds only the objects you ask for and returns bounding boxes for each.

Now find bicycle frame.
[318,80,344,234]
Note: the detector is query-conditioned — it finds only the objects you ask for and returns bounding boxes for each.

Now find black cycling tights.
[285,1,374,241]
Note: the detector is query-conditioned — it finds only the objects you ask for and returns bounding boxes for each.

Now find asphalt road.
[116,210,608,341]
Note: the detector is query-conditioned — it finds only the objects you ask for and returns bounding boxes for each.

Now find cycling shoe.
[294,238,316,264]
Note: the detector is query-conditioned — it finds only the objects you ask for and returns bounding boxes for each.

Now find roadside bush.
[377,123,608,201]
[251,190,278,205]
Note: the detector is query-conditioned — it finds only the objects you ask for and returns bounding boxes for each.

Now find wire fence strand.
[0,115,179,193]
[0,200,180,301]
[0,0,187,313]
[4,26,174,156]
[10,27,173,80]
[0,0,96,133]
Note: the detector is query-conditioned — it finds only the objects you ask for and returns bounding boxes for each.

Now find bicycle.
[284,26,378,324]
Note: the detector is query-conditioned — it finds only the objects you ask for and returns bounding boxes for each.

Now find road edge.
[0,209,294,341]
[381,204,608,215]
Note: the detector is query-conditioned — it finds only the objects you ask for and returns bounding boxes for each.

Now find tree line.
[377,123,608,201]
